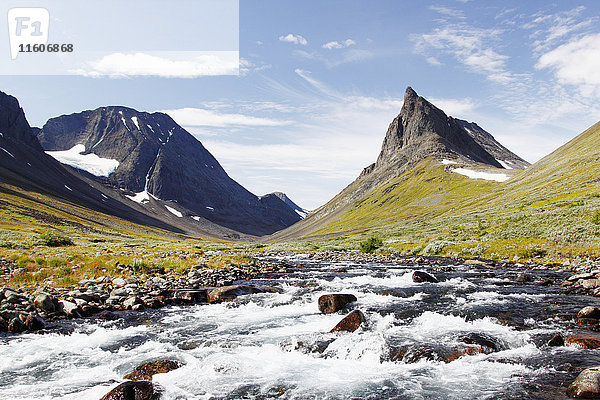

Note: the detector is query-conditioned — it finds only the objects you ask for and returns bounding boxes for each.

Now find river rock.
[547,333,565,347]
[318,294,357,314]
[123,360,182,381]
[173,289,208,304]
[8,317,26,333]
[34,293,56,313]
[566,335,600,349]
[123,297,144,309]
[330,310,365,333]
[207,285,264,303]
[567,366,600,398]
[460,332,502,352]
[112,277,127,287]
[59,300,81,317]
[412,271,438,283]
[23,314,45,331]
[578,307,600,320]
[100,381,162,400]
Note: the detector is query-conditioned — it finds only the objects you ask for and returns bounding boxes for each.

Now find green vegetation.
[360,236,383,253]
[37,231,73,247]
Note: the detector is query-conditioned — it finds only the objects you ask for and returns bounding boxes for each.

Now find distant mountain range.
[4,86,598,252]
[0,92,304,238]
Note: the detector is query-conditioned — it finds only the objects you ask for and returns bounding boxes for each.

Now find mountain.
[263,192,309,218]
[272,87,529,240]
[37,106,301,236]
[0,90,209,239]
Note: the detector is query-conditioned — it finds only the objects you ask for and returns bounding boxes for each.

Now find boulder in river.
[100,380,162,400]
[567,366,600,398]
[318,294,357,314]
[412,271,438,283]
[330,310,365,333]
[123,360,182,381]
[547,333,565,347]
[566,335,600,350]
[207,285,265,303]
[578,306,600,320]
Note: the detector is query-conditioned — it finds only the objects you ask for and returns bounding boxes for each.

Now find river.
[1,255,598,399]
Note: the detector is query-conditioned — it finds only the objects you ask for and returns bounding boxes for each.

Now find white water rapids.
[0,258,589,399]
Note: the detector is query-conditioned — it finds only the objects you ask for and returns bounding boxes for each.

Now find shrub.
[360,237,383,253]
[38,232,73,247]
[423,240,454,255]
[592,210,600,225]
[519,246,548,258]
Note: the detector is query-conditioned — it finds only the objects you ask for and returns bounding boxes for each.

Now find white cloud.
[536,32,600,97]
[279,33,308,45]
[322,39,356,49]
[71,52,238,78]
[427,97,475,117]
[413,26,513,83]
[523,6,595,54]
[429,6,465,19]
[160,108,292,128]
[426,56,442,66]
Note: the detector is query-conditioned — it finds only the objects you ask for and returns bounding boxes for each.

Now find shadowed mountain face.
[263,192,309,218]
[37,107,301,236]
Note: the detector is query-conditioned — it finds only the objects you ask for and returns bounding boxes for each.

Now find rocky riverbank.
[0,258,292,334]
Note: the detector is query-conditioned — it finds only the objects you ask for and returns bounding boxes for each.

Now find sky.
[1,1,600,210]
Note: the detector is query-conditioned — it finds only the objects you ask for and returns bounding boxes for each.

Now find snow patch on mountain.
[131,116,140,130]
[46,144,119,177]
[165,205,183,217]
[451,168,509,182]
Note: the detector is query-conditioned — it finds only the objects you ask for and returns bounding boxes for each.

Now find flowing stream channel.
[1,255,599,399]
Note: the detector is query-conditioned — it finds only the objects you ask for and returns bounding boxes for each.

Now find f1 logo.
[7,8,49,60]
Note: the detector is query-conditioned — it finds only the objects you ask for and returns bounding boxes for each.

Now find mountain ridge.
[37,106,301,236]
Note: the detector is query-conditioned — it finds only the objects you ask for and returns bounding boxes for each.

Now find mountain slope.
[272,87,528,240]
[37,107,301,236]
[0,90,212,239]
[263,192,309,218]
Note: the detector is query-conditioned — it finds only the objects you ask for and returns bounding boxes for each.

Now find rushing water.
[1,256,599,399]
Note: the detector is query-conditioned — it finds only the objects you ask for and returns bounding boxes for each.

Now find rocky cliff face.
[38,107,301,236]
[263,192,308,218]
[374,87,527,172]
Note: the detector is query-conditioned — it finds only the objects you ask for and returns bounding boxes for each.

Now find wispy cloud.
[523,6,596,54]
[279,33,308,45]
[429,5,465,20]
[294,48,375,68]
[322,39,356,49]
[412,25,513,83]
[536,32,600,98]
[160,108,292,128]
[71,52,238,78]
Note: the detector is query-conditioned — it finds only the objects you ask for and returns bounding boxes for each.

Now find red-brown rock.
[318,294,357,314]
[123,360,182,381]
[100,381,161,400]
[566,335,600,349]
[330,310,365,333]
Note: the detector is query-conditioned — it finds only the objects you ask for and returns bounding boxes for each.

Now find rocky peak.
[374,87,503,171]
[0,91,42,150]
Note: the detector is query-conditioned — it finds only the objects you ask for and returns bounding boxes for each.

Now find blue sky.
[1,1,600,209]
